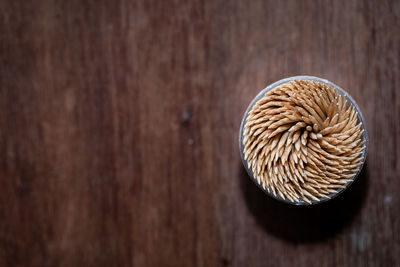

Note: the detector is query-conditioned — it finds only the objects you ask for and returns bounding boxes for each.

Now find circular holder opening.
[239,76,369,205]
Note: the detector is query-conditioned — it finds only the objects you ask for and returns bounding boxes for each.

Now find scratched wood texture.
[0,0,399,266]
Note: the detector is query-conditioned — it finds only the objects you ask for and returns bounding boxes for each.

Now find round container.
[239,76,369,205]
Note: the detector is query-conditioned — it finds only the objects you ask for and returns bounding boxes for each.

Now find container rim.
[239,76,369,206]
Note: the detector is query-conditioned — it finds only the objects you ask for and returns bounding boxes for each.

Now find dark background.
[1,0,399,266]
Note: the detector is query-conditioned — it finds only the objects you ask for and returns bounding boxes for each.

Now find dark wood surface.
[1,0,399,266]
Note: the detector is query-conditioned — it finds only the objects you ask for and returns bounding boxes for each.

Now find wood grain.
[0,0,399,266]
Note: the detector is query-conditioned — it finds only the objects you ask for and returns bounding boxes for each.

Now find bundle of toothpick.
[243,80,366,204]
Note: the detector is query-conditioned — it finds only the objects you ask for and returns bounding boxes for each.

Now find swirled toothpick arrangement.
[242,80,366,204]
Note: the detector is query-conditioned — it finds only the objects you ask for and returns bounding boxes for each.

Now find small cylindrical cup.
[239,76,368,205]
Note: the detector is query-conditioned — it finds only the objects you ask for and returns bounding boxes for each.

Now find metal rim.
[239,76,369,206]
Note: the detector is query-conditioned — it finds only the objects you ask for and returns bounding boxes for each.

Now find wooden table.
[1,0,399,266]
